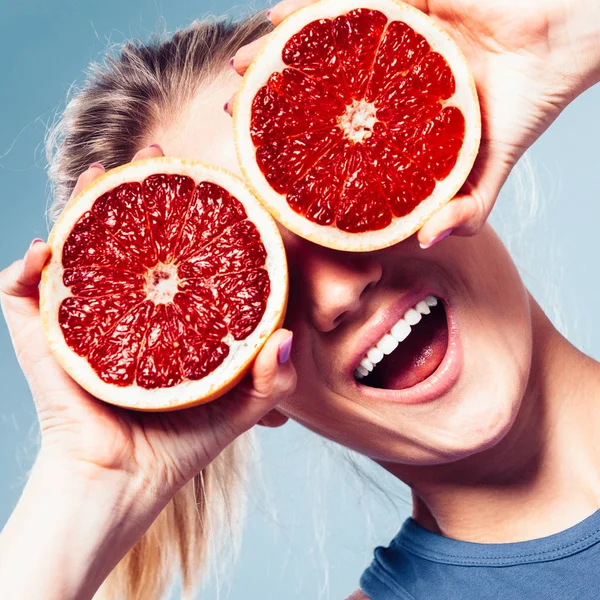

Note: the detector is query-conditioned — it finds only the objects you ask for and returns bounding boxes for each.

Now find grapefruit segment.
[62,212,141,271]
[58,292,146,356]
[366,20,430,102]
[234,0,481,251]
[332,9,388,98]
[335,147,392,233]
[92,183,158,268]
[251,85,337,145]
[175,182,246,261]
[281,18,351,102]
[88,300,155,386]
[172,290,228,341]
[136,304,185,389]
[62,267,145,297]
[256,127,343,194]
[287,142,346,225]
[268,69,344,117]
[178,220,267,280]
[143,174,196,262]
[213,268,271,340]
[41,158,288,411]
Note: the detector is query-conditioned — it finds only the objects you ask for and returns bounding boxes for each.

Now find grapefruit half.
[234,0,481,251]
[40,158,288,411]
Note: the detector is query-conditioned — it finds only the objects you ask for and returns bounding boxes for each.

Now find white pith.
[40,158,288,411]
[354,295,438,379]
[339,99,378,143]
[145,263,179,305]
[234,0,481,252]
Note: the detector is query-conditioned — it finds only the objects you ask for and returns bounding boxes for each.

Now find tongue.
[365,303,448,390]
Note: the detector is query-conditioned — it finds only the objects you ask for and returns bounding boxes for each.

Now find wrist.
[553,0,600,97]
[0,452,169,600]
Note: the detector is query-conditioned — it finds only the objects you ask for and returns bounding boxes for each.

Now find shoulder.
[346,590,371,600]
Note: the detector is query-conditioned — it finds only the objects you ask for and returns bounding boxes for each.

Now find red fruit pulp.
[250,8,466,233]
[59,175,270,389]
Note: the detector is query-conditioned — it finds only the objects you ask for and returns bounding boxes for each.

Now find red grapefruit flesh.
[40,158,288,411]
[234,0,480,251]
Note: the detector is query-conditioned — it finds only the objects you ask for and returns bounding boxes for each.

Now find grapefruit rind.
[40,157,288,411]
[234,0,481,252]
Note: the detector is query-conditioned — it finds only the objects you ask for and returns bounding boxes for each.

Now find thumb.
[204,329,297,442]
[417,143,515,247]
[0,241,51,351]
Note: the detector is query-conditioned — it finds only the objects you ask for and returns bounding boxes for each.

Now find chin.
[419,384,526,465]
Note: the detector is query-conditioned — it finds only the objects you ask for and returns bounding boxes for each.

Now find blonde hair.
[45,13,272,600]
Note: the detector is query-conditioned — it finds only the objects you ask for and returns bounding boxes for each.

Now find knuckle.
[271,366,297,400]
[459,193,488,236]
[0,260,22,296]
[282,367,297,396]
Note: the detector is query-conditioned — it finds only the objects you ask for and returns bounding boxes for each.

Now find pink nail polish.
[224,101,229,113]
[229,57,235,69]
[420,228,453,250]
[277,333,293,365]
[149,143,163,153]
[89,162,105,171]
[29,238,44,249]
[266,9,272,20]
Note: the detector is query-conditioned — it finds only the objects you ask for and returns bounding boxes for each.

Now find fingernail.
[229,57,235,69]
[266,9,272,20]
[223,101,229,113]
[149,143,163,153]
[89,162,105,171]
[30,238,44,249]
[420,228,453,250]
[277,333,293,365]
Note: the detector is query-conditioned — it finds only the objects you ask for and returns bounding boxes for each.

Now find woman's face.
[156,73,533,466]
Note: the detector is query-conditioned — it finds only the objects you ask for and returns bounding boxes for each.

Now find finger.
[269,0,318,25]
[208,329,296,439]
[0,241,64,395]
[224,91,237,117]
[268,0,427,27]
[69,163,106,200]
[0,241,50,300]
[418,146,513,247]
[257,409,289,428]
[232,36,270,76]
[250,329,295,401]
[131,143,164,162]
[417,193,485,248]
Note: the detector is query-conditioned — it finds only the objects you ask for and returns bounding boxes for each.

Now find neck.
[382,296,600,543]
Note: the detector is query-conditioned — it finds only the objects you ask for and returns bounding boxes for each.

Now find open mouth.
[354,296,449,390]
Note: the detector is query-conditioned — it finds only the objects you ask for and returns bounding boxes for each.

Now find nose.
[298,246,383,333]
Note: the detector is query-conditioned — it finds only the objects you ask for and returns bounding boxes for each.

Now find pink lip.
[350,294,462,405]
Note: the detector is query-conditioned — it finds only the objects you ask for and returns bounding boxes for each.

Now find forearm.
[0,453,167,600]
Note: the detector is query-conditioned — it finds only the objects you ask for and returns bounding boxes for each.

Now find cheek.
[278,227,536,466]
[396,231,534,462]
[439,341,532,457]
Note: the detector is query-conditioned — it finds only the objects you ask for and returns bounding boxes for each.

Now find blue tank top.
[360,510,600,599]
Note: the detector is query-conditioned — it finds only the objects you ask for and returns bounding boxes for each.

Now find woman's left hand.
[0,144,297,500]
[229,0,600,247]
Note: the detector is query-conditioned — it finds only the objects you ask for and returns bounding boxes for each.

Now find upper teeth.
[354,296,438,380]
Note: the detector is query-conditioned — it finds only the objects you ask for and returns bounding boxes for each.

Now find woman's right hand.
[0,144,297,501]
[231,0,600,247]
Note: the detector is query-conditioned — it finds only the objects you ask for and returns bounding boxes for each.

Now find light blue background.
[1,1,599,599]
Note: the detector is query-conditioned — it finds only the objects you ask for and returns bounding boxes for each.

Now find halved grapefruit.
[234,0,481,251]
[40,158,288,411]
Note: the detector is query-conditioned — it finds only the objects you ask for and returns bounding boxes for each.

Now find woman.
[1,0,600,598]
